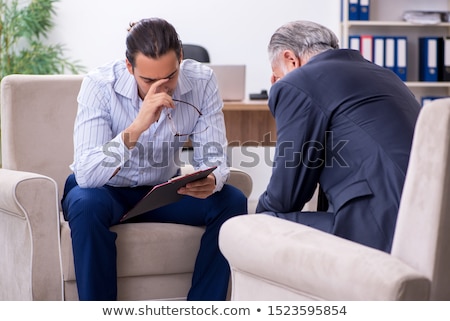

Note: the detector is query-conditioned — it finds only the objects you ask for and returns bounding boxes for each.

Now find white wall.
[48,0,340,97]
[46,0,340,208]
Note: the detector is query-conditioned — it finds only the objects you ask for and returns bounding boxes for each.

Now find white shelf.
[344,21,450,28]
[341,0,450,101]
[406,82,450,87]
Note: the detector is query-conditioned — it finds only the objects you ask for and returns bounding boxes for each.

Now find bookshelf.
[341,0,450,104]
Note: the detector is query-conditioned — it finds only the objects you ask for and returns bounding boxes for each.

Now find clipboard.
[120,166,217,222]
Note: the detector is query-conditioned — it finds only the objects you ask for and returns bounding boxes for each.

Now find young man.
[62,18,247,300]
[257,20,420,253]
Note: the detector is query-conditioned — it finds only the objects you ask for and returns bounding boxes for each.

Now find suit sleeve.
[256,82,327,213]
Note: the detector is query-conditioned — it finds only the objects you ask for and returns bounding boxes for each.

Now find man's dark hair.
[125,18,182,67]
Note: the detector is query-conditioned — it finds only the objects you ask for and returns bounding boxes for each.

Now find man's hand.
[122,78,173,149]
[271,73,280,84]
[137,78,174,129]
[177,174,216,199]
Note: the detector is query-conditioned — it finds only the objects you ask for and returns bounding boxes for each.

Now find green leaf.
[0,0,85,79]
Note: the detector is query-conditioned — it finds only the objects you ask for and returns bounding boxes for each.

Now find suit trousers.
[61,173,248,301]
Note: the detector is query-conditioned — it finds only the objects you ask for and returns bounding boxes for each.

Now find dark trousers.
[61,174,247,301]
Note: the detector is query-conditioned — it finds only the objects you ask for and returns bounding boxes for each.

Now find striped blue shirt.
[71,59,229,191]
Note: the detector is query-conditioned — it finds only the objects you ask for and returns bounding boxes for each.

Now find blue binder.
[349,35,361,50]
[384,37,396,74]
[348,0,359,20]
[419,37,443,82]
[443,37,450,81]
[421,96,448,107]
[395,37,408,81]
[372,36,385,67]
[359,0,370,20]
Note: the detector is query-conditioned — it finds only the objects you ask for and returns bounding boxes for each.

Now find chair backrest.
[182,44,210,63]
[391,98,450,300]
[1,74,84,204]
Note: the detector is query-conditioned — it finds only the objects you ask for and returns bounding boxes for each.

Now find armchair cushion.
[60,220,203,280]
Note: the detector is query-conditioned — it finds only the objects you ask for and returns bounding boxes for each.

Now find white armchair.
[219,98,450,301]
[0,74,253,300]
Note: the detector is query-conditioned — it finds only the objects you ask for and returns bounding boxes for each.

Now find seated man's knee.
[221,184,248,215]
[63,187,115,226]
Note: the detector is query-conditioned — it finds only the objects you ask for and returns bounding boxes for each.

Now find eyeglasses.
[165,99,209,137]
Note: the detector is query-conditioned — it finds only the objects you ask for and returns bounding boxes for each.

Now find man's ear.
[126,59,133,74]
[282,50,300,68]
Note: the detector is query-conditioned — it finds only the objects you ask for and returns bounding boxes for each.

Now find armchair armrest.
[219,215,430,301]
[0,169,63,300]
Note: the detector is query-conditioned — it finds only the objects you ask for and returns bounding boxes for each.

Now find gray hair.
[268,20,339,65]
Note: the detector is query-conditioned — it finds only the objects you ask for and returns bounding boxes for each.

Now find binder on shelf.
[359,0,370,21]
[443,37,450,81]
[360,34,373,62]
[384,37,396,74]
[419,37,443,82]
[349,35,361,51]
[421,96,449,107]
[348,0,359,21]
[372,36,385,67]
[395,37,408,81]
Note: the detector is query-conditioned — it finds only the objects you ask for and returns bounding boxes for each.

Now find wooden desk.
[223,100,276,146]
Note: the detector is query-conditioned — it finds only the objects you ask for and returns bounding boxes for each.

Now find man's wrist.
[122,124,143,149]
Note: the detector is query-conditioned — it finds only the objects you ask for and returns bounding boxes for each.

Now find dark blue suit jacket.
[256,49,420,252]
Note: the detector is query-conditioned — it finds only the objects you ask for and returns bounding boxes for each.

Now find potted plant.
[0,0,84,77]
[0,0,85,166]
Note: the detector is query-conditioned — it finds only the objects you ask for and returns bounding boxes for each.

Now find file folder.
[384,37,396,74]
[443,37,450,81]
[395,37,408,81]
[121,166,217,221]
[359,0,370,20]
[349,35,361,50]
[360,34,373,62]
[421,96,448,107]
[419,37,443,82]
[348,0,359,20]
[372,36,385,67]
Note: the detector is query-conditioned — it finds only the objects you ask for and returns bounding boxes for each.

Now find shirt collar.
[114,64,140,106]
[172,60,194,99]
